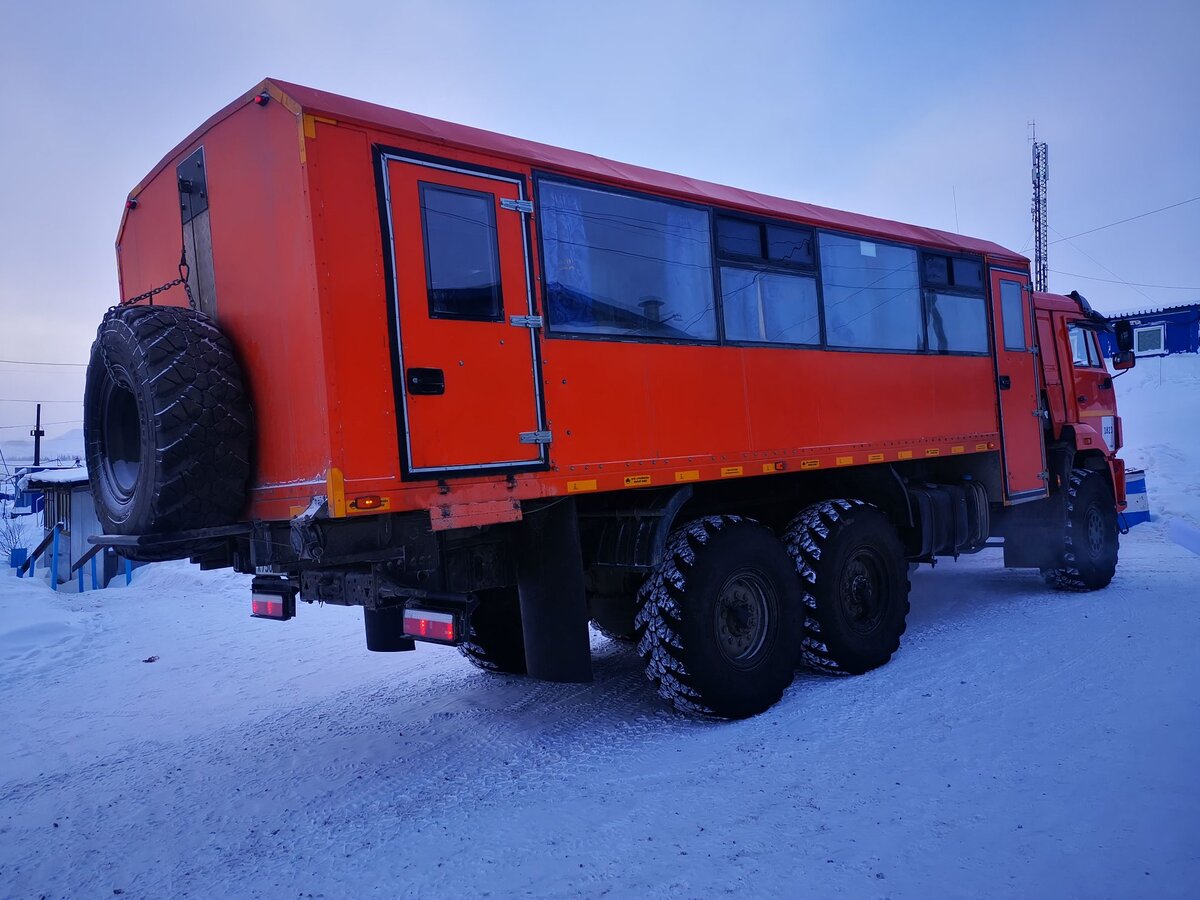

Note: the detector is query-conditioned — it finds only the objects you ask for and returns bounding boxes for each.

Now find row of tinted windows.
[537,178,991,353]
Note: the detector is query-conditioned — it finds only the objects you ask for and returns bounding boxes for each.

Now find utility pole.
[1030,123,1049,293]
[31,403,44,466]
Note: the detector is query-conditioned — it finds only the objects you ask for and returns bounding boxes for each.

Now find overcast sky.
[1,0,1197,442]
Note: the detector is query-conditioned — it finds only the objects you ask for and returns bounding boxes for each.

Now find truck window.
[819,234,922,351]
[420,184,503,320]
[538,179,716,341]
[926,292,988,353]
[999,280,1026,350]
[1067,323,1102,368]
[716,215,820,345]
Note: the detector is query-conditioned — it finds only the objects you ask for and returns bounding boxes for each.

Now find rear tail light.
[402,607,457,643]
[251,575,297,621]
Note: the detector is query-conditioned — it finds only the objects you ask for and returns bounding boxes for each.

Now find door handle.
[998,375,1011,390]
[407,367,445,395]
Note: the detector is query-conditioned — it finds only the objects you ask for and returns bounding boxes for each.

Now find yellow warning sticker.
[976,442,989,451]
[720,466,743,478]
[898,450,914,459]
[675,470,700,482]
[624,474,652,487]
[800,459,820,470]
[952,445,965,454]
[868,453,884,462]
[925,448,941,456]
[762,462,785,473]
[567,479,597,493]
[836,456,854,466]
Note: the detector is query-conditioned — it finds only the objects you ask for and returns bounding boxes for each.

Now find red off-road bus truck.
[85,79,1136,718]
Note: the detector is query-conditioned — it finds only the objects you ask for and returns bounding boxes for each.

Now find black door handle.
[998,375,1011,390]
[407,367,445,395]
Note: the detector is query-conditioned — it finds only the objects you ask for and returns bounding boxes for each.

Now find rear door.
[988,269,1048,501]
[381,155,545,476]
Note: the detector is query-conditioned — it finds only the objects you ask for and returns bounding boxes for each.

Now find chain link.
[115,245,196,310]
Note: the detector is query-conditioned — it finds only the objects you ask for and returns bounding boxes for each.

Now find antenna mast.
[1030,123,1049,292]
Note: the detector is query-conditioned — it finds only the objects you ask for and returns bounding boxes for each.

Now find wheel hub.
[840,551,888,635]
[1085,506,1106,558]
[714,570,774,668]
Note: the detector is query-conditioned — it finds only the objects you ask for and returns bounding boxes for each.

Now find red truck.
[84,80,1136,718]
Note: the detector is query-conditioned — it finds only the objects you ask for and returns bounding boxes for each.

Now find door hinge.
[509,314,543,328]
[500,198,534,214]
[519,430,552,444]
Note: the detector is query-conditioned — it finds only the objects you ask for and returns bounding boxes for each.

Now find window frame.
[1133,323,1166,356]
[919,251,991,357]
[531,171,1019,359]
[418,181,505,323]
[714,212,823,348]
[532,171,721,346]
[818,230,928,354]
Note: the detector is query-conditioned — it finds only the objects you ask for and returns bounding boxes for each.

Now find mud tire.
[634,516,802,719]
[1041,468,1119,591]
[459,587,527,675]
[83,305,252,558]
[782,499,910,676]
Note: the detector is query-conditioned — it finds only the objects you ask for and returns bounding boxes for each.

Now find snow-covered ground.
[2,359,1198,898]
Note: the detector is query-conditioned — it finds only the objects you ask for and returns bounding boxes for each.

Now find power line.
[1049,226,1156,305]
[0,358,87,367]
[0,420,81,430]
[1050,269,1200,291]
[1050,195,1200,244]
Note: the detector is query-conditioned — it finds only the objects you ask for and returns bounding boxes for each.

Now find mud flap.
[516,497,593,683]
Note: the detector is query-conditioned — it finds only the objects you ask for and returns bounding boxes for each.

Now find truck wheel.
[1041,469,1119,591]
[83,305,251,552]
[782,500,910,675]
[634,516,802,718]
[459,587,527,675]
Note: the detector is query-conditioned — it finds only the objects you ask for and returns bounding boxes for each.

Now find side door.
[381,154,546,476]
[988,269,1048,501]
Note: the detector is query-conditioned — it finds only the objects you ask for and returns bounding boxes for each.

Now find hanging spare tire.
[83,304,252,552]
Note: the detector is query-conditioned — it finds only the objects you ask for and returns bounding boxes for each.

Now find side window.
[538,180,716,340]
[716,215,819,345]
[922,252,987,353]
[1134,324,1165,355]
[1000,280,1027,350]
[1068,324,1103,367]
[926,293,989,353]
[420,183,503,320]
[819,234,922,351]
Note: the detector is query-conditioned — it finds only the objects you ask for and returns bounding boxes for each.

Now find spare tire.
[84,305,252,547]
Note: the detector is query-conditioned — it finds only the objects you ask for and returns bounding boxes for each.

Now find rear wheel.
[459,587,527,675]
[1041,468,1119,591]
[783,500,910,675]
[634,516,802,718]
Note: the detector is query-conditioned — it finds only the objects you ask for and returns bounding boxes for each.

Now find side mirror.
[1112,350,1136,371]
[1114,320,1134,352]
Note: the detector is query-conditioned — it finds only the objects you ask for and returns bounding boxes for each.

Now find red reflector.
[252,595,285,619]
[403,609,455,642]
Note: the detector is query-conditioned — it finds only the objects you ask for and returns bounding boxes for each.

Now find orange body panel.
[117,80,1090,529]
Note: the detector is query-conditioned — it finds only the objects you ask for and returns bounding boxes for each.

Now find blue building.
[1099,303,1200,358]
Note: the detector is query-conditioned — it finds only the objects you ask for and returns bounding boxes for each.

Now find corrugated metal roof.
[1102,302,1200,319]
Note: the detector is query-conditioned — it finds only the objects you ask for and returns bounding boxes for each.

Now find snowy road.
[2,524,1198,898]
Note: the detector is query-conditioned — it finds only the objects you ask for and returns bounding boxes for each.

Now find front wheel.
[634,516,803,719]
[1041,468,1119,591]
